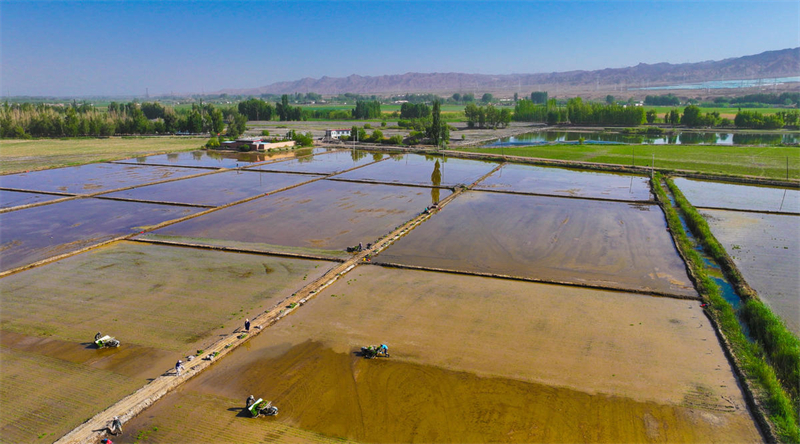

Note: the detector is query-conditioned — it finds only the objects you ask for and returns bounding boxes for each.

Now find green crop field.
[458,144,800,180]
[0,136,205,174]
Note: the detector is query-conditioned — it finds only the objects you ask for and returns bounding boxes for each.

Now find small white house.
[324,128,351,140]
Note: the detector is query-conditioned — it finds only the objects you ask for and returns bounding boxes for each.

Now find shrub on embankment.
[665,177,800,414]
[652,173,799,443]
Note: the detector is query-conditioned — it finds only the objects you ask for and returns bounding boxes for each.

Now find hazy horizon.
[2,0,799,97]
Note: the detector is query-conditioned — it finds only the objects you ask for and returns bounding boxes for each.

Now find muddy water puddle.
[333,153,498,187]
[0,240,333,351]
[141,180,449,257]
[0,162,202,194]
[118,265,759,443]
[0,199,201,272]
[250,150,384,174]
[0,189,64,209]
[700,209,800,335]
[674,177,800,213]
[475,163,652,201]
[100,170,321,206]
[114,148,325,168]
[379,191,696,297]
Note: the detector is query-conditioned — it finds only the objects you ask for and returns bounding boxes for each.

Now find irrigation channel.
[2,146,794,443]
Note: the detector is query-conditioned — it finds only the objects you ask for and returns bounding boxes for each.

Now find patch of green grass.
[0,136,205,174]
[458,144,800,180]
[653,173,799,442]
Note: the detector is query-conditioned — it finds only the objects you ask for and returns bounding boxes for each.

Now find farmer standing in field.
[175,360,184,376]
[245,318,251,332]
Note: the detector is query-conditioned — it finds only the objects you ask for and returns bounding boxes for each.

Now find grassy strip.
[653,173,799,442]
[666,178,800,416]
[458,144,800,180]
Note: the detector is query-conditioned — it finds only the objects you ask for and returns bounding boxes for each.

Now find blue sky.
[2,1,798,96]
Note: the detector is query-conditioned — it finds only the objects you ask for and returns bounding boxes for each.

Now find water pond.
[486,131,800,147]
[673,177,800,214]
[100,170,321,207]
[333,154,498,187]
[475,163,652,201]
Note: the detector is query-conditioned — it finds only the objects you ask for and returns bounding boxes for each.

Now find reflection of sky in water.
[250,150,383,174]
[334,154,497,187]
[476,163,652,201]
[487,131,799,147]
[0,198,201,272]
[674,178,800,213]
[0,163,201,194]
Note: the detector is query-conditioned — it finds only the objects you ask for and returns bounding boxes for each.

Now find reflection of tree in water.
[351,150,368,162]
[373,152,384,162]
[431,159,442,204]
[192,151,203,160]
[167,152,179,160]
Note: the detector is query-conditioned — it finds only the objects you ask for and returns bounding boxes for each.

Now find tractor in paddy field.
[246,395,278,417]
[361,344,389,359]
[94,332,120,349]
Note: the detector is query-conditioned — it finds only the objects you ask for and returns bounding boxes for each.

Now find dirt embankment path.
[54,163,502,444]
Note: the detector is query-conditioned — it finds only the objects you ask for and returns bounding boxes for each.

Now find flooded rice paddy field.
[700,209,800,335]
[674,177,800,213]
[0,148,775,442]
[378,191,696,297]
[250,149,384,174]
[140,180,450,258]
[475,163,652,201]
[117,265,760,443]
[0,189,64,209]
[0,198,201,273]
[100,170,321,207]
[112,147,325,168]
[0,163,202,195]
[0,241,333,442]
[333,153,498,187]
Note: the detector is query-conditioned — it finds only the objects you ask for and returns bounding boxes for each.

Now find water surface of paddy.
[250,150,384,174]
[0,163,202,194]
[378,191,696,296]
[116,265,759,443]
[333,153,498,187]
[700,209,800,335]
[141,180,448,257]
[114,148,325,168]
[674,177,800,213]
[100,170,320,206]
[0,199,201,272]
[475,163,652,201]
[0,189,64,209]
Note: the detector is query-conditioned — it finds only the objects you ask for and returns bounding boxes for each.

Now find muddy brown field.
[115,265,760,443]
[0,241,334,443]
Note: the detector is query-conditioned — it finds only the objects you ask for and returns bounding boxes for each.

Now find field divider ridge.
[469,187,658,205]
[53,155,480,444]
[0,174,327,277]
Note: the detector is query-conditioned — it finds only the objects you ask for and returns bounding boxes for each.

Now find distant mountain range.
[217,48,799,96]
